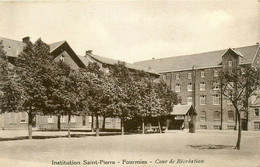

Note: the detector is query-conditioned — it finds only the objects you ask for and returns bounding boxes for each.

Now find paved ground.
[0,130,259,167]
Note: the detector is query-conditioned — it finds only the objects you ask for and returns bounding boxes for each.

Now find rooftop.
[84,53,159,75]
[134,44,259,73]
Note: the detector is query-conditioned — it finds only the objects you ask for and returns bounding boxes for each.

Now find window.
[214,70,218,77]
[175,84,181,92]
[255,109,259,117]
[188,73,192,79]
[200,125,207,129]
[71,116,76,123]
[88,116,92,123]
[60,55,65,62]
[227,99,232,105]
[61,116,66,123]
[254,122,260,130]
[228,111,234,121]
[106,118,112,123]
[117,118,121,123]
[162,74,166,81]
[213,95,220,105]
[48,115,53,123]
[20,112,27,123]
[200,96,206,105]
[187,96,193,105]
[9,112,16,124]
[176,73,180,80]
[200,111,206,122]
[227,126,235,130]
[213,82,219,90]
[200,82,206,91]
[213,125,221,130]
[103,68,109,74]
[228,61,233,67]
[213,111,221,121]
[187,83,192,92]
[201,71,205,78]
[251,96,257,105]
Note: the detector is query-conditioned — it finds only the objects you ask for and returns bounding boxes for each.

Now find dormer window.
[201,71,205,78]
[188,73,192,79]
[228,61,233,67]
[60,55,65,62]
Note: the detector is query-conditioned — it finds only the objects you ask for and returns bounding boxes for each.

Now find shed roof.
[170,105,195,115]
[134,44,259,73]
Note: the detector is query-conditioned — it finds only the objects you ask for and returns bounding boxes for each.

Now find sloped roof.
[87,54,159,75]
[0,37,26,57]
[77,55,94,67]
[170,105,195,115]
[0,37,67,57]
[134,44,259,73]
[49,41,66,52]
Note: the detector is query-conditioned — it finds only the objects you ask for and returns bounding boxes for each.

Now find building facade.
[134,44,260,131]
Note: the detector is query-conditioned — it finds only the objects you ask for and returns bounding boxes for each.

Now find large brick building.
[134,44,260,131]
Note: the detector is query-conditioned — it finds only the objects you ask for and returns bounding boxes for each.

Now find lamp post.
[190,65,197,133]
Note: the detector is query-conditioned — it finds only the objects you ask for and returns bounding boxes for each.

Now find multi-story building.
[134,44,260,131]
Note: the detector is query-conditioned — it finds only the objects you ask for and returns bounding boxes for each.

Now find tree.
[53,65,88,138]
[130,71,153,134]
[85,63,115,136]
[110,62,133,135]
[219,65,260,150]
[152,80,181,133]
[14,38,57,139]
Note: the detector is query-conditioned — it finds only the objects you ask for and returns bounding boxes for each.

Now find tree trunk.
[28,112,34,140]
[121,117,124,135]
[235,113,237,130]
[157,117,162,133]
[102,116,106,131]
[91,115,94,132]
[57,115,61,130]
[142,117,145,134]
[235,111,242,150]
[96,115,99,136]
[68,114,71,138]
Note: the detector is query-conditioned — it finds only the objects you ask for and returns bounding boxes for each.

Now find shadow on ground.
[0,131,162,142]
[188,144,235,150]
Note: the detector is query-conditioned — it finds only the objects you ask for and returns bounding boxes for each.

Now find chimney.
[85,50,93,57]
[22,36,30,44]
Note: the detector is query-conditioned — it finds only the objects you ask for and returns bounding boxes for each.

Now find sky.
[0,0,259,63]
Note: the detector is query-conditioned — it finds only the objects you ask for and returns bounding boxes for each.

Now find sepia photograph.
[0,0,259,167]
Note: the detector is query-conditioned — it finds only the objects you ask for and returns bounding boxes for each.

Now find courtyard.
[0,130,259,167]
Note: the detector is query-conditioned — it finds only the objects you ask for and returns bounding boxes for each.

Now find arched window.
[213,111,220,121]
[200,111,206,122]
[228,110,234,121]
[175,84,181,92]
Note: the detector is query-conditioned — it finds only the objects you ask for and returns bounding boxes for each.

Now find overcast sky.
[0,1,259,63]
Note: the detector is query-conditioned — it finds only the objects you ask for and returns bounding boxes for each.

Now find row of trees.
[0,39,180,139]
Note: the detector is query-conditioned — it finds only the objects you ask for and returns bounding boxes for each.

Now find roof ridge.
[49,40,66,45]
[134,44,259,64]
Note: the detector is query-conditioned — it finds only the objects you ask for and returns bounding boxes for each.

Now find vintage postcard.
[0,1,259,167]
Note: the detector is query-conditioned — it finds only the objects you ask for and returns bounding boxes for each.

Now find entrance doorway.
[82,116,86,126]
[241,119,247,131]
